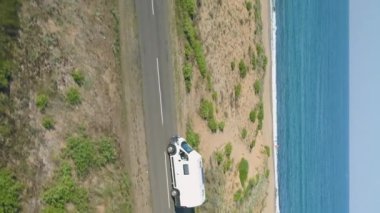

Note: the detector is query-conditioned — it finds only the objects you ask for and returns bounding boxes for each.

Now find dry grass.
[1,0,133,211]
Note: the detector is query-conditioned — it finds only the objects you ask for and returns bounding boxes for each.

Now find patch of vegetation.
[184,42,193,60]
[0,169,22,212]
[111,8,121,65]
[263,145,270,157]
[66,135,95,176]
[199,99,221,133]
[233,189,243,202]
[42,116,55,130]
[264,168,270,179]
[249,140,256,152]
[238,158,249,186]
[178,1,208,80]
[183,62,193,93]
[218,121,225,132]
[198,152,226,212]
[231,61,235,71]
[257,102,264,130]
[42,163,88,212]
[223,158,233,173]
[212,91,218,102]
[241,128,248,139]
[71,69,85,87]
[245,1,253,12]
[253,0,263,36]
[224,142,232,158]
[186,123,200,150]
[199,99,214,120]
[0,61,12,90]
[96,137,117,166]
[249,109,257,123]
[207,117,218,133]
[238,59,248,78]
[254,79,262,95]
[65,134,117,176]
[0,0,20,145]
[36,94,49,112]
[256,43,267,73]
[215,151,224,166]
[234,83,242,100]
[66,87,81,105]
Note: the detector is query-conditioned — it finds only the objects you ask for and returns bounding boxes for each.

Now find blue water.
[276,0,349,212]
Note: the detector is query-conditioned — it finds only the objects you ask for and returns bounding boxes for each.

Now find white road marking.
[156,58,164,125]
[164,152,171,209]
[151,0,155,15]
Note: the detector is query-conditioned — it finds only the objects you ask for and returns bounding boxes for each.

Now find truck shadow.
[175,207,195,213]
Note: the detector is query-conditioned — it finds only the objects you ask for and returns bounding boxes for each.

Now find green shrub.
[251,52,257,70]
[184,42,193,60]
[245,1,253,12]
[180,0,197,18]
[224,142,232,158]
[36,94,49,111]
[71,69,85,86]
[249,109,256,123]
[218,121,225,132]
[186,124,200,150]
[215,151,224,166]
[234,83,242,100]
[223,158,233,173]
[254,79,262,95]
[257,120,263,131]
[96,137,117,166]
[42,163,88,212]
[264,145,270,157]
[257,102,264,121]
[241,128,247,139]
[66,88,81,105]
[42,116,55,130]
[0,61,12,89]
[66,136,95,176]
[207,117,218,133]
[199,99,214,120]
[238,158,249,186]
[238,59,247,78]
[183,17,207,79]
[0,169,22,212]
[249,140,256,151]
[212,91,218,102]
[183,62,193,93]
[233,189,243,202]
[264,168,270,178]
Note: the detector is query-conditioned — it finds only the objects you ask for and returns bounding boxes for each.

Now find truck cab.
[167,136,206,208]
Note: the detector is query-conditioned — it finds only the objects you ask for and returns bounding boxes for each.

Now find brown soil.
[173,0,275,212]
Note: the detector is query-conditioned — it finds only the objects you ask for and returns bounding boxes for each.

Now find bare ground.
[173,0,275,212]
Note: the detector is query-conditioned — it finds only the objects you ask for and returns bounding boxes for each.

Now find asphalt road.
[134,0,179,212]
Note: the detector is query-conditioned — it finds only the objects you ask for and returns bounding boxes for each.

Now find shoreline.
[269,0,280,212]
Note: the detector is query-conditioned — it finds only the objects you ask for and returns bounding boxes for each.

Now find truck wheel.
[171,188,179,197]
[167,144,176,155]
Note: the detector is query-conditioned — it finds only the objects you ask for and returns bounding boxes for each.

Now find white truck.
[167,136,206,208]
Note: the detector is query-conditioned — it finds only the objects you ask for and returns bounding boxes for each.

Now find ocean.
[275,0,349,212]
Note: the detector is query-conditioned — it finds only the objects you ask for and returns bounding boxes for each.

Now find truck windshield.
[181,142,193,153]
